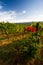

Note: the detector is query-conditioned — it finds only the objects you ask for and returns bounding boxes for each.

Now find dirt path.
[0,33,30,46]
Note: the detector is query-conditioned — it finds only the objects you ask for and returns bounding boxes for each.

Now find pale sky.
[0,0,43,23]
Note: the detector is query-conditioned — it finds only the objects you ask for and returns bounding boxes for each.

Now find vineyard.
[0,22,43,65]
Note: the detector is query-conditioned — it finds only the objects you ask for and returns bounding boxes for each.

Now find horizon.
[0,0,43,23]
[0,21,43,24]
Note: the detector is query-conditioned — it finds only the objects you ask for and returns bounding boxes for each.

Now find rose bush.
[24,26,36,32]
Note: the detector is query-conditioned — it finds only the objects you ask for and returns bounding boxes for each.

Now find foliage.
[0,22,43,65]
[0,22,30,35]
[0,31,42,65]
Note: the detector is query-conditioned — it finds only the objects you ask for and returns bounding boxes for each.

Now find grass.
[0,37,7,40]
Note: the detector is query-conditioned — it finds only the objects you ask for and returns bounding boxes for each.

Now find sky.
[0,0,43,23]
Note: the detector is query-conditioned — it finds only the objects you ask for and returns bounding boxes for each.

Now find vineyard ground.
[0,32,30,46]
[0,32,43,65]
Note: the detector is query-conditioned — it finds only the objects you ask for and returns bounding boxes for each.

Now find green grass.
[0,37,7,40]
